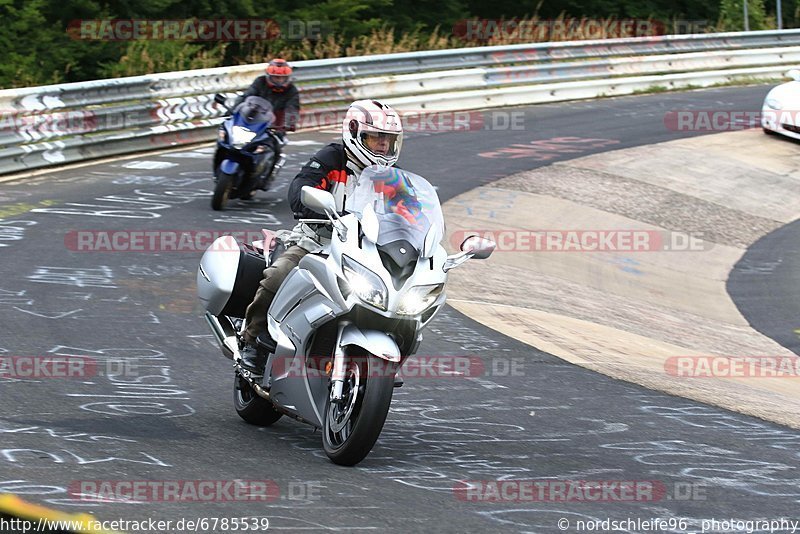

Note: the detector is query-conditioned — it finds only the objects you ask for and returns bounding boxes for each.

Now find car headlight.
[398,284,444,316]
[766,98,783,110]
[231,125,256,149]
[341,256,388,310]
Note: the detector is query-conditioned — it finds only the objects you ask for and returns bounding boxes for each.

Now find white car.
[762,69,800,139]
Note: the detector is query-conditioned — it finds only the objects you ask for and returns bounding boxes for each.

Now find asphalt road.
[728,200,800,357]
[2,85,800,534]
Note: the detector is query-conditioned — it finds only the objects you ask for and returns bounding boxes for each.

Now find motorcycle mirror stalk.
[301,186,348,241]
[214,93,233,114]
[443,235,496,272]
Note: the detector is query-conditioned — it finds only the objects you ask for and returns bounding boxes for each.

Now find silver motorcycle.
[197,166,495,465]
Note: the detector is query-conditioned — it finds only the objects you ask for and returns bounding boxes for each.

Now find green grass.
[629,76,781,96]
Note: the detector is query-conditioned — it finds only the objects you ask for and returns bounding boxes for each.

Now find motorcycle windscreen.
[234,96,275,130]
[345,166,445,254]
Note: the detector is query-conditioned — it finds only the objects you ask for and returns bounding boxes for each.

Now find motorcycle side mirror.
[214,93,228,105]
[301,186,347,240]
[361,202,379,243]
[460,235,495,259]
[301,186,337,215]
[443,235,496,272]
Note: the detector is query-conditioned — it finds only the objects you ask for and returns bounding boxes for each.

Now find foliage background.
[0,0,792,88]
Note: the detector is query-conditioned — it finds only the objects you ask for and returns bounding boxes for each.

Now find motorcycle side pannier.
[197,236,265,317]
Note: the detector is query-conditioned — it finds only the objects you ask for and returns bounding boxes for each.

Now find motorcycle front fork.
[272,152,286,179]
[330,322,349,402]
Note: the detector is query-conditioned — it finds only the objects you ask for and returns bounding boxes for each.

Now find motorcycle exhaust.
[204,313,320,426]
[204,312,277,403]
[204,311,237,360]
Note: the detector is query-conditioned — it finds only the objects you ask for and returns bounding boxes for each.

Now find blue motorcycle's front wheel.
[211,171,234,211]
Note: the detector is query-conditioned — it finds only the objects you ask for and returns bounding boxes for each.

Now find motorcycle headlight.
[217,128,226,142]
[231,125,256,149]
[341,255,388,310]
[398,284,444,316]
[766,97,783,110]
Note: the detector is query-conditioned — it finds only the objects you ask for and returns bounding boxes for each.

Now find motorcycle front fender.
[340,325,401,363]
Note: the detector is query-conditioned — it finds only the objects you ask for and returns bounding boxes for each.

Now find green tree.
[0,0,58,87]
[0,0,789,88]
[288,0,392,39]
[99,40,227,77]
[465,0,721,28]
[718,0,770,30]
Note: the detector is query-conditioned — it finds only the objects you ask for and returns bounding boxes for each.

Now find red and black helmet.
[265,58,292,91]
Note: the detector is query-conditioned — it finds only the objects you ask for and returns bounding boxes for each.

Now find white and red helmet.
[342,100,403,168]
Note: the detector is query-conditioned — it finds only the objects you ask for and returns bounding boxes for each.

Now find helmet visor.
[360,131,402,159]
[268,74,289,87]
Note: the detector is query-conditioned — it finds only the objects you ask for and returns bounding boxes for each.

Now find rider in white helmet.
[240,99,404,375]
[341,100,403,168]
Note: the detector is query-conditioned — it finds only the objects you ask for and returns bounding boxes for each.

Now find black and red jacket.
[289,143,355,219]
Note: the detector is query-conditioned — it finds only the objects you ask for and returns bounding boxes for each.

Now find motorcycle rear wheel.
[322,354,395,466]
[233,372,283,426]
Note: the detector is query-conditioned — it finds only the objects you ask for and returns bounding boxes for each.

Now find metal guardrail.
[0,29,797,176]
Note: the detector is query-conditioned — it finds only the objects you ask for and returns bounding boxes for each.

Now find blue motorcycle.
[212,94,286,211]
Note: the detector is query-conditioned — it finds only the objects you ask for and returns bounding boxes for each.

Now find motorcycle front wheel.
[211,171,234,211]
[323,353,395,466]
